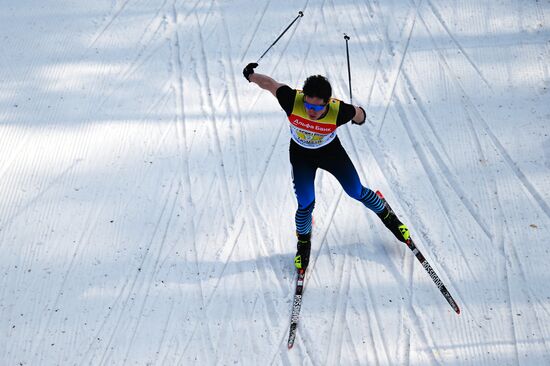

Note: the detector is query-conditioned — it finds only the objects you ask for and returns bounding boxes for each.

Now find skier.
[243,62,410,270]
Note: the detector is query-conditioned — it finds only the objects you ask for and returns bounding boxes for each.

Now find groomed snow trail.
[1,1,549,365]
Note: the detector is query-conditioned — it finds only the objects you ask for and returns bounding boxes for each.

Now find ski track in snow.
[376,3,419,137]
[424,0,493,90]
[86,0,132,51]
[1,0,549,365]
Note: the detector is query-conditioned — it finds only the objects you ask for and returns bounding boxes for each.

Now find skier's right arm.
[243,63,285,97]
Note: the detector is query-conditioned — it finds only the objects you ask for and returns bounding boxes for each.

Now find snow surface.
[1,0,549,365]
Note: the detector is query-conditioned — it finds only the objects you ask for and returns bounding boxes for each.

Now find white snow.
[1,0,549,365]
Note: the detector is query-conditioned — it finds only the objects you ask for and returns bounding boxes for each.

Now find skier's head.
[303,75,332,103]
[302,75,331,120]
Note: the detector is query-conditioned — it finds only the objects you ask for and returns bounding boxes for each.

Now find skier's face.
[303,95,327,120]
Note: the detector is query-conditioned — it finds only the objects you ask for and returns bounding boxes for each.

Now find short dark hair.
[303,75,332,103]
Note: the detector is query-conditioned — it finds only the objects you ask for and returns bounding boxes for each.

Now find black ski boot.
[294,232,311,270]
[377,203,410,243]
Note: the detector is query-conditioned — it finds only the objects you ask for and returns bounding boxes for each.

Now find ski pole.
[344,33,352,103]
[256,11,304,63]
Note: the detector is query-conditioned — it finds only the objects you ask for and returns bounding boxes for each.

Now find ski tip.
[456,307,461,315]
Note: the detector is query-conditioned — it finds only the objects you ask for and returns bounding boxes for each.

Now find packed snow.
[1,0,549,365]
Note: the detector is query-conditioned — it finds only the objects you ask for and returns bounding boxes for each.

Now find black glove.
[243,62,258,82]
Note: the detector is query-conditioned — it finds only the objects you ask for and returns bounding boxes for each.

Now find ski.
[405,237,461,314]
[287,268,306,349]
[376,191,461,314]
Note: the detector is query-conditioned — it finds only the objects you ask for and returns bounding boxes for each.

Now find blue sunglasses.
[304,101,327,112]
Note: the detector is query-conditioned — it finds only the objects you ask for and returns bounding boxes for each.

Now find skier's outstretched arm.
[243,63,285,97]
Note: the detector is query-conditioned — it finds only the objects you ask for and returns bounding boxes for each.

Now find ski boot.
[294,232,311,270]
[376,195,410,243]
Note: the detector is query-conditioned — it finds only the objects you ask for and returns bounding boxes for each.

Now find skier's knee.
[297,200,315,214]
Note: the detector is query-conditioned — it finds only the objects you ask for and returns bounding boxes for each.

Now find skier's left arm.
[335,101,366,127]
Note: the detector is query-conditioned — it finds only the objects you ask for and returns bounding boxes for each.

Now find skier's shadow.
[306,237,415,294]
